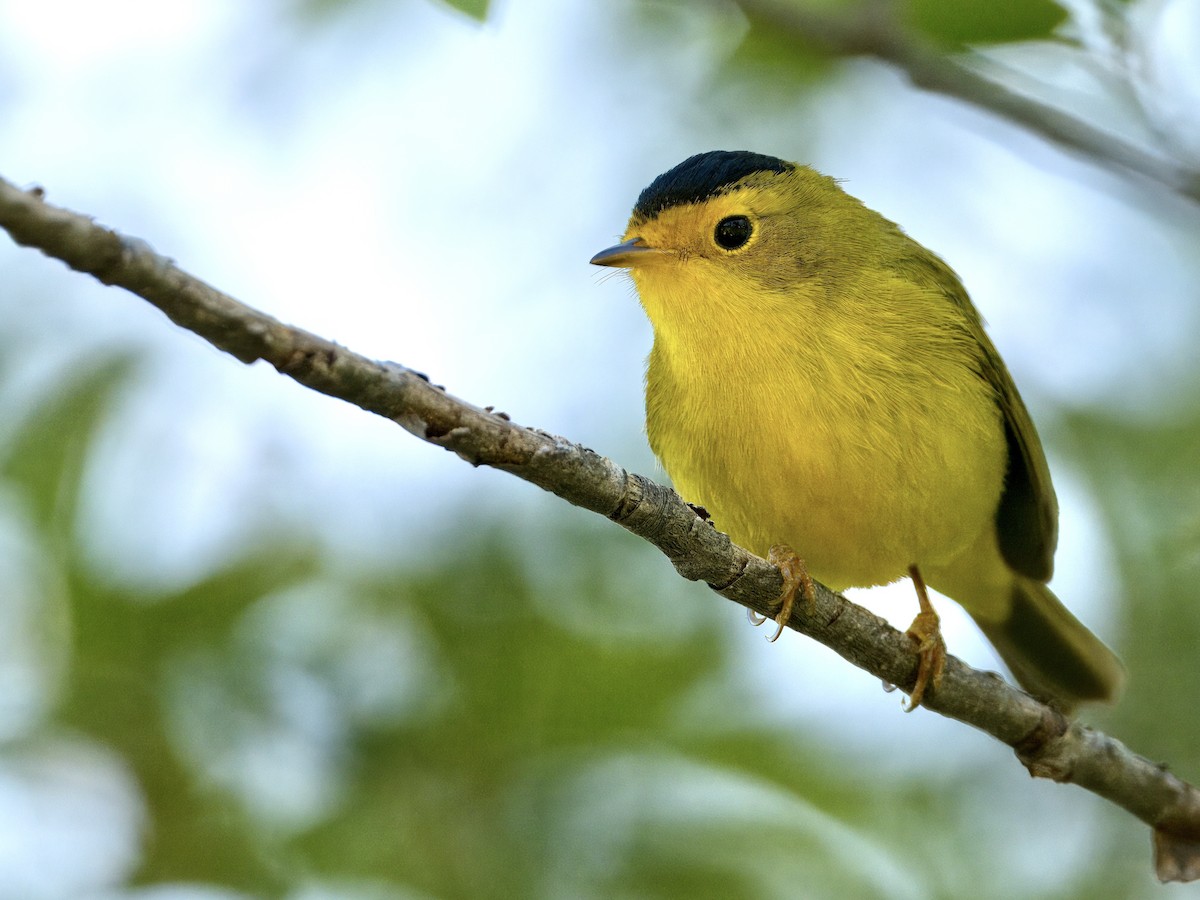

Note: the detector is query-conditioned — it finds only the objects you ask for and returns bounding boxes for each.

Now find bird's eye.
[714,215,752,250]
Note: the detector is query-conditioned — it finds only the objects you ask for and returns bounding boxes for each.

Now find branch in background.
[735,0,1200,204]
[2,176,1199,882]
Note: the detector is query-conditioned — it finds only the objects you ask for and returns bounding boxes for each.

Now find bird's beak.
[589,237,663,268]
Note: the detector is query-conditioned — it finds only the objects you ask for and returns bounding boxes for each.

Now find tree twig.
[2,176,1198,882]
[734,0,1200,204]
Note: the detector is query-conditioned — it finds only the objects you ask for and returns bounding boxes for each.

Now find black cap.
[633,151,792,219]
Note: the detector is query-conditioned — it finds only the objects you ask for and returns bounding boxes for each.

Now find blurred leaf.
[904,0,1070,47]
[289,527,739,896]
[731,12,836,88]
[287,0,376,24]
[1056,402,1200,894]
[0,353,135,548]
[1059,405,1200,769]
[60,547,320,892]
[436,0,491,22]
[288,0,491,27]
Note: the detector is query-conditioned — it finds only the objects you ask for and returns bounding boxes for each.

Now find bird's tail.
[971,577,1124,711]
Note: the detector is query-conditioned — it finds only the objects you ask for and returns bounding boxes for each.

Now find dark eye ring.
[714,215,752,250]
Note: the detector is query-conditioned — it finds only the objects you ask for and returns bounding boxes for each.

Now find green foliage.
[0,347,908,896]
[720,0,1069,119]
[736,0,1069,51]
[0,3,1194,895]
[0,354,136,547]
[3,310,1196,898]
[438,0,490,21]
[288,0,490,27]
[1060,406,1200,764]
[903,0,1069,47]
[728,16,835,91]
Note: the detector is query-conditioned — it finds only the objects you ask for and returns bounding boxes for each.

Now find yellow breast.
[638,264,1007,591]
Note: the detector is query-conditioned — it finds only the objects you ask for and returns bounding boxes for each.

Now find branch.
[735,0,1200,204]
[2,175,1199,882]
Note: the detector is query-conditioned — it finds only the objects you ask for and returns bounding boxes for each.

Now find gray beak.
[589,237,662,268]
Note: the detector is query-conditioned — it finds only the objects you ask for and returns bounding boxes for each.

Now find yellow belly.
[643,282,1007,591]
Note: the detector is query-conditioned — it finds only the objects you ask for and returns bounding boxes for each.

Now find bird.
[590,150,1123,711]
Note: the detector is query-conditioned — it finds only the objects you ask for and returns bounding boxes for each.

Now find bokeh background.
[2,0,1199,897]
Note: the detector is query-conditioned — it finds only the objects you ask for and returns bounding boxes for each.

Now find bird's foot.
[749,544,815,642]
[904,565,946,711]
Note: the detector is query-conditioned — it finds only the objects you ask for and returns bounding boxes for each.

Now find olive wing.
[895,247,1059,580]
[976,327,1059,580]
